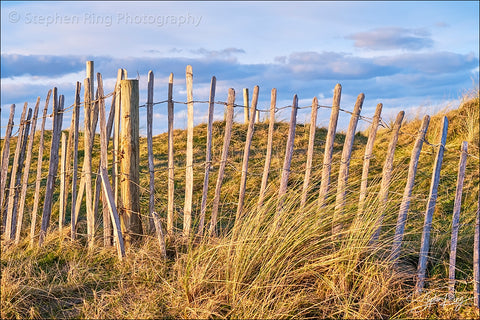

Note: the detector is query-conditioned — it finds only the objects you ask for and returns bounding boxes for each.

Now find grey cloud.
[1,54,85,78]
[347,27,434,51]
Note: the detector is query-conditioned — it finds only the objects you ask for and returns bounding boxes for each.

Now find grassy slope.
[1,93,479,319]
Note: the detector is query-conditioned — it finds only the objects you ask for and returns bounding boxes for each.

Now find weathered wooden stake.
[198,76,216,237]
[1,104,15,218]
[39,91,64,245]
[277,94,298,213]
[357,103,382,214]
[448,141,468,300]
[371,111,404,242]
[147,70,156,233]
[30,90,51,245]
[209,89,235,236]
[152,211,167,259]
[5,103,29,240]
[58,132,67,236]
[391,115,430,262]
[333,93,364,232]
[318,84,342,207]
[236,86,258,221]
[120,79,143,245]
[257,88,276,209]
[167,73,175,234]
[70,83,80,240]
[300,97,318,209]
[415,116,448,294]
[183,65,194,237]
[113,69,124,211]
[83,78,95,248]
[243,88,249,124]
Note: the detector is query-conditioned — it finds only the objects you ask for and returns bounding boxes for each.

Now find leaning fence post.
[415,116,448,294]
[236,85,258,221]
[209,88,235,236]
[391,115,430,263]
[333,93,364,233]
[120,79,143,245]
[147,70,156,233]
[39,91,64,245]
[5,103,29,240]
[58,132,68,236]
[300,97,318,209]
[318,84,342,207]
[277,94,298,213]
[0,104,15,221]
[357,103,382,215]
[70,83,80,240]
[30,90,51,245]
[448,141,468,300]
[198,76,216,237]
[167,73,175,234]
[257,88,277,209]
[371,111,404,242]
[183,65,194,237]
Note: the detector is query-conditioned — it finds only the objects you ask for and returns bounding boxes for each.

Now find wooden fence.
[0,61,479,304]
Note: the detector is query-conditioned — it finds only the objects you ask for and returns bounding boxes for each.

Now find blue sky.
[1,1,479,135]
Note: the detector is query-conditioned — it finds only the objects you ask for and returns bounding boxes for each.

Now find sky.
[1,1,479,136]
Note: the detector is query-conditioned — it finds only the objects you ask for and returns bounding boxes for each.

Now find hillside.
[1,93,479,319]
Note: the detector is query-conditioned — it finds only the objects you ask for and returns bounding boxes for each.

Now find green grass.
[1,91,479,319]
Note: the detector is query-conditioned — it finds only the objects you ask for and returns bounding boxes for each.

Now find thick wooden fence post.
[58,133,68,236]
[391,115,430,262]
[83,78,95,248]
[300,97,318,209]
[474,189,480,309]
[113,69,124,212]
[71,83,80,240]
[318,84,342,207]
[209,88,235,236]
[120,79,143,245]
[39,91,64,245]
[30,91,51,245]
[277,94,298,213]
[243,88,249,124]
[257,88,276,209]
[448,141,468,300]
[1,104,15,219]
[333,93,364,233]
[416,116,448,294]
[236,86,258,221]
[371,111,404,242]
[86,61,94,100]
[167,73,175,234]
[357,103,382,214]
[183,65,194,237]
[146,71,156,233]
[198,76,216,237]
[5,103,29,240]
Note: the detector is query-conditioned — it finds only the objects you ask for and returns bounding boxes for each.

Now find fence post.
[300,97,318,209]
[86,61,94,101]
[257,88,277,208]
[391,115,430,263]
[209,88,235,236]
[357,103,382,215]
[58,132,68,236]
[167,73,175,234]
[5,103,29,240]
[236,86,258,221]
[152,211,167,259]
[243,88,249,124]
[113,69,124,214]
[120,79,143,245]
[70,83,80,240]
[416,116,448,294]
[448,141,468,300]
[0,104,15,221]
[371,111,404,242]
[39,91,64,245]
[30,90,51,245]
[183,65,194,237]
[198,76,216,237]
[318,84,342,207]
[83,78,95,248]
[333,93,364,233]
[147,70,156,233]
[277,94,298,213]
